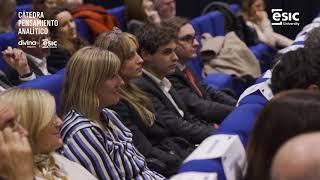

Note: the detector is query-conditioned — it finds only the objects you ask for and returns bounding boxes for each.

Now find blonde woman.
[60,46,164,180]
[240,0,293,48]
[94,30,190,176]
[0,88,97,180]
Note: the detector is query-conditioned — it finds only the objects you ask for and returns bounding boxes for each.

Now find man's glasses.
[178,34,198,44]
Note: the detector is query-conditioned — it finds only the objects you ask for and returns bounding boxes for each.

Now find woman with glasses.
[0,88,97,180]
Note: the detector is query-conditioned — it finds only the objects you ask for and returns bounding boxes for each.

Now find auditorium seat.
[107,6,125,30]
[0,32,17,70]
[19,74,64,113]
[74,18,94,44]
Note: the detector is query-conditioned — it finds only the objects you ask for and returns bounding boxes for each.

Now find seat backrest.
[175,135,246,180]
[107,6,125,30]
[19,74,64,113]
[229,4,241,14]
[12,4,33,29]
[0,32,17,70]
[74,18,94,44]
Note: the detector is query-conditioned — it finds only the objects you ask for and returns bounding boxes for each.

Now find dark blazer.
[0,71,12,89]
[134,73,213,144]
[168,67,236,124]
[47,48,71,72]
[4,56,57,85]
[110,99,182,176]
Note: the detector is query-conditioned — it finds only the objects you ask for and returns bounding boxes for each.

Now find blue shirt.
[60,108,164,180]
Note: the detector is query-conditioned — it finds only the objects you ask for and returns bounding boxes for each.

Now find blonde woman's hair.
[95,31,155,126]
[0,88,55,150]
[61,46,121,125]
[0,88,67,180]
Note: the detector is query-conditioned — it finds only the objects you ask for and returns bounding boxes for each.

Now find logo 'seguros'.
[271,9,300,26]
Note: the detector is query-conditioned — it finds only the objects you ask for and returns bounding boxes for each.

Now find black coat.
[110,99,182,176]
[47,48,71,72]
[134,73,214,144]
[0,71,12,89]
[167,67,236,124]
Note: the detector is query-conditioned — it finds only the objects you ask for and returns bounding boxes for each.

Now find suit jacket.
[110,99,182,176]
[168,67,236,124]
[134,73,213,144]
[47,48,71,72]
[0,71,12,89]
[4,56,57,86]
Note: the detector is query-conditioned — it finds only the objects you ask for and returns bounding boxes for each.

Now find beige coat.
[201,31,261,78]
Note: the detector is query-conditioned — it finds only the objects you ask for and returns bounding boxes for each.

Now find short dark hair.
[136,23,177,55]
[305,27,320,48]
[245,90,320,180]
[161,16,189,34]
[271,47,320,94]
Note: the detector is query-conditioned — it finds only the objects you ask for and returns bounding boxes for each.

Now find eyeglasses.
[178,34,198,44]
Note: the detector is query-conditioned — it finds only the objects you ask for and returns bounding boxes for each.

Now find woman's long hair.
[45,6,86,55]
[0,88,67,180]
[95,31,155,126]
[61,46,121,125]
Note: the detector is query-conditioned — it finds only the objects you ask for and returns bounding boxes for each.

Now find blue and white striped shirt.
[60,108,164,180]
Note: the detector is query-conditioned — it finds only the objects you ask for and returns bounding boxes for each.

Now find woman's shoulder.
[52,153,98,180]
[61,109,102,139]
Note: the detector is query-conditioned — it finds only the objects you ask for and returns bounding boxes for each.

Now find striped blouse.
[59,108,164,180]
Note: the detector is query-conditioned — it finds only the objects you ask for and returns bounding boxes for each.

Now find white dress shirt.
[143,69,184,117]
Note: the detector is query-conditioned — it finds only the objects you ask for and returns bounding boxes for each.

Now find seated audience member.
[0,0,16,33]
[164,17,236,124]
[95,29,190,176]
[124,0,161,34]
[0,89,98,180]
[135,23,214,144]
[45,7,87,71]
[271,132,320,180]
[32,0,58,12]
[244,90,320,180]
[2,17,57,86]
[154,0,176,19]
[217,47,320,146]
[0,100,33,180]
[60,46,164,179]
[240,0,293,48]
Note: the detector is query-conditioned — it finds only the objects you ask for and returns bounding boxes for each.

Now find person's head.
[16,16,50,59]
[0,88,63,154]
[245,90,320,180]
[0,100,27,136]
[162,16,199,63]
[95,29,155,127]
[136,23,178,78]
[32,0,57,12]
[271,132,320,180]
[61,46,123,124]
[46,7,77,41]
[95,29,143,81]
[124,0,161,24]
[0,0,16,33]
[241,0,265,19]
[154,0,176,19]
[271,47,320,94]
[304,27,320,48]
